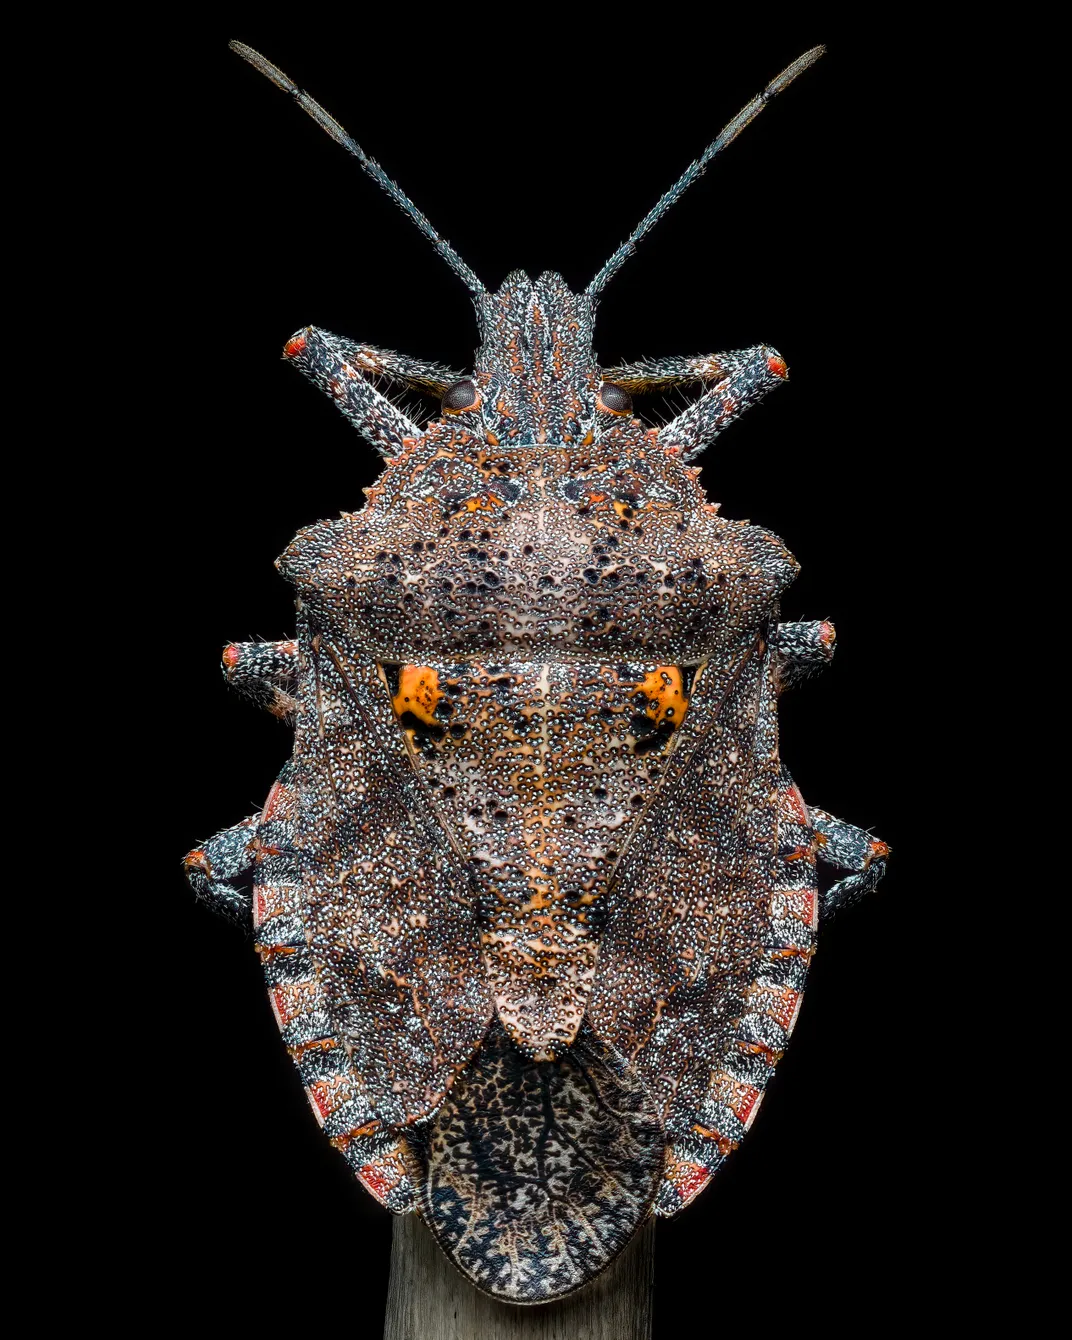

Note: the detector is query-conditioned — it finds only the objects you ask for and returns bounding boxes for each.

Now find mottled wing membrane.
[407,1021,663,1303]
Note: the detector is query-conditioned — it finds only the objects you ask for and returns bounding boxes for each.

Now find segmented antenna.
[587,46,826,299]
[229,42,486,299]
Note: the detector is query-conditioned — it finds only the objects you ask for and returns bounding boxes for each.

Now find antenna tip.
[766,45,827,98]
[228,41,296,95]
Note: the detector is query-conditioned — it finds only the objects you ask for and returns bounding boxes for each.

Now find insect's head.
[230,42,823,451]
[435,270,605,448]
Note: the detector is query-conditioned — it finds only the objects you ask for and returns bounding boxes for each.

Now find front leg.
[775,619,837,688]
[301,335,463,396]
[282,327,463,457]
[603,348,789,460]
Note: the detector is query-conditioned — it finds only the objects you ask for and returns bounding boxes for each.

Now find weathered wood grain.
[384,1214,655,1340]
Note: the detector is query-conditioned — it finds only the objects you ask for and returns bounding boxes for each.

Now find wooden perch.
[384,1213,655,1340]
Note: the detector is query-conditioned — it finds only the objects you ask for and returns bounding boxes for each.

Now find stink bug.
[185,40,889,1305]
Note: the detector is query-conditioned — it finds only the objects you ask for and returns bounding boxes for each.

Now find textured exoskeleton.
[185,42,889,1304]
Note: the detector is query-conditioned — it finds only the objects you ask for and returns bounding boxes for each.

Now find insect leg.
[282,326,424,458]
[601,352,763,392]
[775,619,837,687]
[313,336,464,397]
[616,347,789,460]
[222,639,298,717]
[809,808,890,916]
[184,816,258,922]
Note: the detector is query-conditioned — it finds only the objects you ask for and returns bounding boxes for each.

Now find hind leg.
[184,816,258,922]
[809,808,890,916]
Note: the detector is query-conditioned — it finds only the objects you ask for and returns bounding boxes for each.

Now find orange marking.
[638,666,688,727]
[261,778,292,824]
[184,848,209,874]
[819,620,836,647]
[359,1162,397,1201]
[283,334,307,358]
[674,1162,710,1203]
[309,1082,334,1120]
[221,644,241,669]
[729,1084,761,1124]
[766,988,801,1031]
[767,353,788,378]
[870,839,890,860]
[289,1037,335,1058]
[691,1124,737,1156]
[393,665,443,729]
[783,784,808,824]
[738,1039,778,1063]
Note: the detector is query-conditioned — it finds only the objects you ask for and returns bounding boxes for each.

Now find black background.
[126,14,961,1333]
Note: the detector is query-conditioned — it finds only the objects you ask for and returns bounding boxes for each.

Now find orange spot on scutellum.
[819,620,837,647]
[283,334,307,359]
[665,444,680,456]
[767,352,789,378]
[393,665,443,729]
[222,643,241,668]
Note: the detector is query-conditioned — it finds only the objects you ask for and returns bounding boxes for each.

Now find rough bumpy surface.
[187,44,889,1305]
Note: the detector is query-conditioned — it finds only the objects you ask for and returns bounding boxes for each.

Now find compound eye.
[442,379,481,413]
[597,382,633,415]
